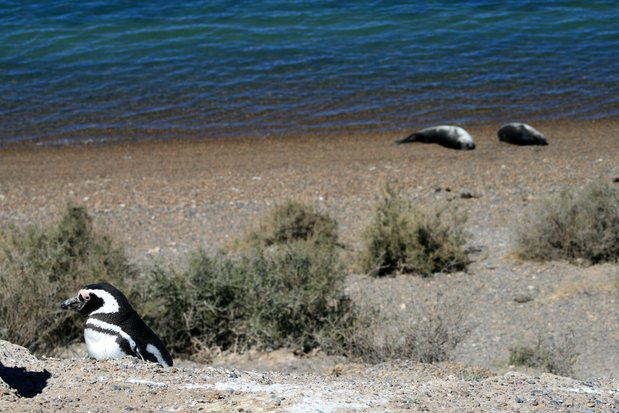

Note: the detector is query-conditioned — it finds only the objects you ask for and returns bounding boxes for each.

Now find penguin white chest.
[84,327,127,360]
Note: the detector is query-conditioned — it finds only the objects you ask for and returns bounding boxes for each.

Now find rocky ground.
[0,120,618,411]
[1,340,618,412]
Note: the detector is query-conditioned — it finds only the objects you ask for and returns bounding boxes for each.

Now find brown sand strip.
[1,120,617,261]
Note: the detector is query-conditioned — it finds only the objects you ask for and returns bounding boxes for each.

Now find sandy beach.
[1,119,617,261]
[1,120,618,411]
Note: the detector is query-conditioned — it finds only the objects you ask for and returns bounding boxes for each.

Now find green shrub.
[514,179,619,264]
[243,200,339,249]
[509,331,579,377]
[359,182,470,277]
[141,241,357,359]
[0,205,137,355]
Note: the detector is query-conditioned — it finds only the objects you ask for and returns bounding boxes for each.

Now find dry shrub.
[141,241,357,359]
[359,182,470,277]
[514,179,619,264]
[509,330,579,377]
[244,200,339,249]
[139,201,353,360]
[341,293,469,364]
[0,205,136,355]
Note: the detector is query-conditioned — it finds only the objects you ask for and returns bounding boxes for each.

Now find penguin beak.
[61,295,85,311]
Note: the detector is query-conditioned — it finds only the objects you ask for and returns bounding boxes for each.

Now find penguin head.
[61,282,133,317]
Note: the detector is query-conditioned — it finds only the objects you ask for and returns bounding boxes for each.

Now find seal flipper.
[395,132,421,144]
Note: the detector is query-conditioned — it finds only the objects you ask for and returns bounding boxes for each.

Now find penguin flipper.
[133,324,173,367]
[132,337,172,367]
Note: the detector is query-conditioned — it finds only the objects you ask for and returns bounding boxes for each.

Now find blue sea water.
[1,1,618,145]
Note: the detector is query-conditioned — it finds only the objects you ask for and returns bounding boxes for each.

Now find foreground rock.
[1,341,617,412]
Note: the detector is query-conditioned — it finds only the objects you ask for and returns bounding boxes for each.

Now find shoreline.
[2,117,617,150]
[1,119,618,262]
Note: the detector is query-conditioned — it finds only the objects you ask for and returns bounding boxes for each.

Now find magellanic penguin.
[497,122,548,145]
[396,125,476,150]
[61,282,173,367]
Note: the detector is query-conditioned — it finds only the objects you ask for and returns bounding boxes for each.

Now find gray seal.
[498,123,548,145]
[396,125,475,150]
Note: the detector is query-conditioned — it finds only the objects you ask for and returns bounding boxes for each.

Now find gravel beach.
[1,120,618,411]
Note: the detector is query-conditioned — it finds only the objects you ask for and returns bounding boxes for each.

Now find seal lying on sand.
[497,123,548,145]
[396,125,475,150]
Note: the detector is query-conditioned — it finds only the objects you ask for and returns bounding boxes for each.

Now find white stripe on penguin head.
[87,289,120,315]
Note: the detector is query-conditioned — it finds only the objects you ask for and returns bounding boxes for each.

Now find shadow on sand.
[0,363,50,398]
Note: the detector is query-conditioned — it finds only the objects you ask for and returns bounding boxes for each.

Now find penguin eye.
[79,292,90,302]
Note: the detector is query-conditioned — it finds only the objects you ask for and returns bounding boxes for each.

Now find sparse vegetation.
[509,330,579,377]
[0,205,137,355]
[345,294,469,364]
[141,241,357,360]
[6,185,603,373]
[0,203,359,361]
[0,188,475,363]
[514,179,619,264]
[243,200,339,249]
[359,182,470,277]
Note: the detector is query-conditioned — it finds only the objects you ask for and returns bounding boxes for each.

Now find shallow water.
[1,1,618,144]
